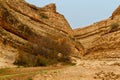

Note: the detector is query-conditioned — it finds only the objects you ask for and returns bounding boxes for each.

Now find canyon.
[0,0,83,67]
[0,0,120,68]
[0,0,120,80]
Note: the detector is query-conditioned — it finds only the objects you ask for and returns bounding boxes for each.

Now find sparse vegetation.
[0,68,9,74]
[14,52,35,67]
[14,36,72,67]
[111,23,119,27]
[18,25,34,36]
[35,55,53,66]
[28,78,33,80]
[110,23,119,32]
[3,9,18,25]
[40,13,49,19]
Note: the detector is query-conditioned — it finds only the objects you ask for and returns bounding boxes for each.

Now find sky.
[26,0,120,29]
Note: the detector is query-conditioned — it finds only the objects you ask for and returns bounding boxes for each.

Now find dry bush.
[14,35,72,67]
[14,52,36,67]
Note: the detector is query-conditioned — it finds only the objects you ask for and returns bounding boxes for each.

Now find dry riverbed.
[0,59,120,80]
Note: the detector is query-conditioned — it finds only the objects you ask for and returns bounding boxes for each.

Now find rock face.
[74,5,120,59]
[0,0,84,67]
[1,0,119,67]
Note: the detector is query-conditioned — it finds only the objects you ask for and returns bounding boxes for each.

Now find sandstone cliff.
[1,0,119,67]
[74,5,120,59]
[0,0,84,67]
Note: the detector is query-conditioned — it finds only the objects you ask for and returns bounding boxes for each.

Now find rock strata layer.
[74,5,120,59]
[0,0,83,67]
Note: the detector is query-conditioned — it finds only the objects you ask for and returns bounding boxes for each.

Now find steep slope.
[74,5,120,59]
[0,0,84,67]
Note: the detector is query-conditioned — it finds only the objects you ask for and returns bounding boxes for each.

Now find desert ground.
[0,58,120,80]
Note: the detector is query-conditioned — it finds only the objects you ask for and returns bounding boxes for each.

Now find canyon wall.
[0,0,84,67]
[74,6,120,59]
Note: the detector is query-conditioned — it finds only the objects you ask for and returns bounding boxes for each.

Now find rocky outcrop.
[0,0,84,67]
[2,0,120,67]
[74,5,120,59]
[111,5,120,19]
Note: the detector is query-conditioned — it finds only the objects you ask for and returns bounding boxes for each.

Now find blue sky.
[26,0,120,29]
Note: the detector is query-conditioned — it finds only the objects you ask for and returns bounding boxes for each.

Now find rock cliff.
[1,0,119,67]
[74,5,120,59]
[0,0,84,67]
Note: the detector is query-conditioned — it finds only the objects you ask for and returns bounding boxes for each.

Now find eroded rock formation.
[0,0,84,67]
[1,0,120,67]
[74,5,120,59]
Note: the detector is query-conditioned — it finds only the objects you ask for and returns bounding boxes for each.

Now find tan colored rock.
[0,0,84,67]
[111,5,120,19]
[74,6,120,59]
[43,3,56,12]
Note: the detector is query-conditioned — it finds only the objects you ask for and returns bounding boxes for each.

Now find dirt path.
[0,59,120,80]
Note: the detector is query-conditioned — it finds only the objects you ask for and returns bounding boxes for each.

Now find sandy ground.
[33,59,120,80]
[0,59,120,80]
[0,58,16,68]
